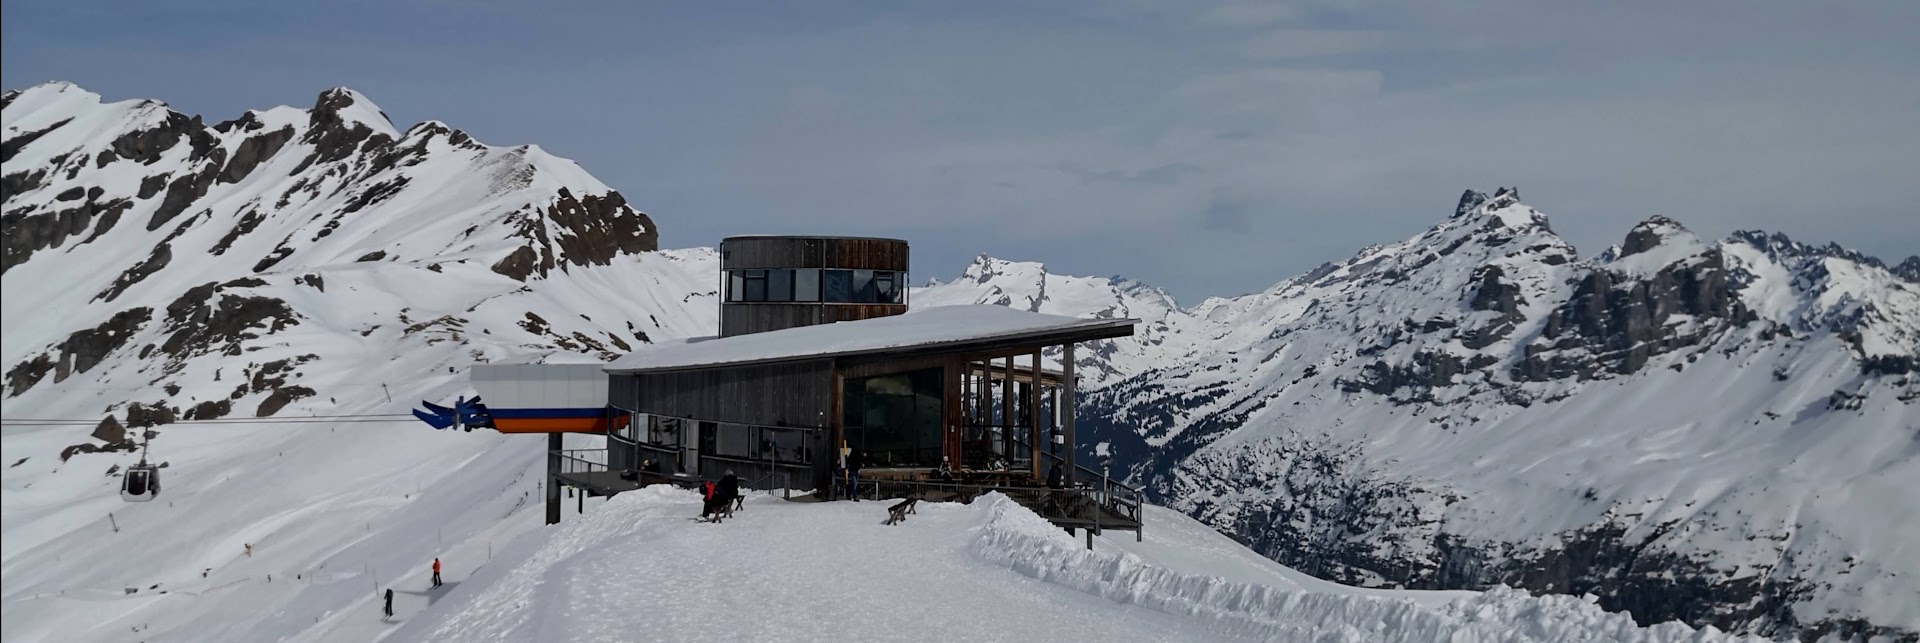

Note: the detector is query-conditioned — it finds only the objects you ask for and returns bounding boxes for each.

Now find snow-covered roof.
[605,305,1137,373]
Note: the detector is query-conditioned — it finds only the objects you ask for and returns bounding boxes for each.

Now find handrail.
[1004,435,1144,525]
[554,449,608,476]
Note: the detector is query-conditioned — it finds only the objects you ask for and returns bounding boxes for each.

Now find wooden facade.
[718,303,904,339]
[720,236,909,270]
[614,361,833,427]
[718,236,910,337]
[608,323,1130,493]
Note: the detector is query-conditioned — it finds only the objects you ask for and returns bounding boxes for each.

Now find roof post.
[1029,348,1043,482]
[1001,355,1014,471]
[1062,342,1076,484]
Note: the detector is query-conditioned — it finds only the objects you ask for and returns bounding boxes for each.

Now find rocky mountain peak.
[1601,216,1710,279]
[1453,189,1489,218]
[309,87,392,131]
[1897,256,1920,283]
[1484,185,1520,209]
[1726,229,1893,271]
[961,253,1043,285]
[1618,215,1691,258]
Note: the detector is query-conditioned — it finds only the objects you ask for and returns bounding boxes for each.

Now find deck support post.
[1029,349,1043,481]
[975,362,990,466]
[1001,355,1014,469]
[943,360,963,473]
[545,433,563,525]
[1062,342,1076,483]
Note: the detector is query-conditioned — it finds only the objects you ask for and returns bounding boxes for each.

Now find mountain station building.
[473,235,1144,541]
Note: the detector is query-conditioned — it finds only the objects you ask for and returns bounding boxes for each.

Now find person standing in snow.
[431,558,442,588]
[844,450,865,501]
[383,588,394,618]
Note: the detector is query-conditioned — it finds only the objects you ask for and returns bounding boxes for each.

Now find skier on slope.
[431,558,442,588]
[383,588,394,618]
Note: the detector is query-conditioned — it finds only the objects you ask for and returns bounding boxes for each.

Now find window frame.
[793,268,820,302]
[741,269,768,302]
[823,269,852,302]
[727,268,906,304]
[768,268,794,302]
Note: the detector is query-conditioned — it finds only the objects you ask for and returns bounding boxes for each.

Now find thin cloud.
[1237,29,1394,59]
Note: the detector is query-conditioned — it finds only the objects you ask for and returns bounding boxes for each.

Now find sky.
[4,0,1916,301]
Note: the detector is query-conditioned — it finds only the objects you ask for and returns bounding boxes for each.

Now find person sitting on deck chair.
[718,469,742,513]
[699,479,724,522]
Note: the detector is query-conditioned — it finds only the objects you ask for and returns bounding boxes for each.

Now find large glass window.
[823,270,852,302]
[732,269,904,304]
[842,367,944,468]
[768,269,794,302]
[874,272,899,304]
[794,269,820,302]
[742,270,767,301]
[851,270,877,302]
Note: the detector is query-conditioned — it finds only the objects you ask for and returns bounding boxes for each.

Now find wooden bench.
[883,496,920,525]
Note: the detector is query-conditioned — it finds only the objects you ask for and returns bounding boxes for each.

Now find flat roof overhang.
[607,309,1136,375]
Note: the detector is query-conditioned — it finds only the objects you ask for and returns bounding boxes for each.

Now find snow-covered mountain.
[935,189,1915,640]
[0,82,717,642]
[2,81,709,408]
[915,255,1203,386]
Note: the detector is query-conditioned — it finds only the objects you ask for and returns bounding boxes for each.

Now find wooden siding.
[721,237,908,271]
[838,352,962,380]
[611,361,833,428]
[823,237,909,271]
[824,303,906,322]
[721,302,907,337]
[722,303,823,338]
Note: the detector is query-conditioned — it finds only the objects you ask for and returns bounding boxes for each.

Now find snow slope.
[392,487,1764,643]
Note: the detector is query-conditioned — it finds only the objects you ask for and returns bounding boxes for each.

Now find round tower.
[718,236,909,337]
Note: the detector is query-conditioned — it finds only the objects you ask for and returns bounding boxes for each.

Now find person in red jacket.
[431,557,442,588]
[700,480,722,522]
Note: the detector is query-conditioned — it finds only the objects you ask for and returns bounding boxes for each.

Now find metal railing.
[554,448,608,477]
[750,471,794,500]
[1008,435,1145,530]
[833,467,1142,535]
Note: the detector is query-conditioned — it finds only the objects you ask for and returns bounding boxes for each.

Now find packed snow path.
[394,488,1762,643]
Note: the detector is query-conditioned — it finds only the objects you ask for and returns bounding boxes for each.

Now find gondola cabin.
[121,464,158,502]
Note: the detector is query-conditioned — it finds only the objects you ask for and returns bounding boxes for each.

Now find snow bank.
[970,494,1763,643]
